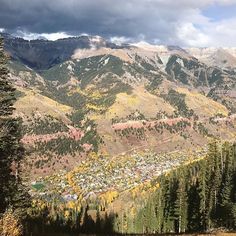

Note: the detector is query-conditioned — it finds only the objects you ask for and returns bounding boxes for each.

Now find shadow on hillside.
[27,206,117,236]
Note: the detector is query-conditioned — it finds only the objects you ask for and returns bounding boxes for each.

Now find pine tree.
[174,170,188,233]
[0,37,29,216]
[155,185,164,233]
[197,161,207,230]
[205,140,220,229]
[216,142,234,227]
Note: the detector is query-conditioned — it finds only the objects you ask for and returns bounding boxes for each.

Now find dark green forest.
[132,141,236,234]
[0,37,29,235]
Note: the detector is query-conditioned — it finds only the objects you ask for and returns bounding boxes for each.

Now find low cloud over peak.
[0,0,236,47]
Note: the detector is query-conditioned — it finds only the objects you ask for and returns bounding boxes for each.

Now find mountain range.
[2,32,236,193]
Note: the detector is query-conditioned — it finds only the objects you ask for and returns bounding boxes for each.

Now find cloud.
[0,0,236,46]
[13,30,75,41]
[176,16,236,47]
[177,23,210,47]
[110,36,131,45]
[204,17,236,47]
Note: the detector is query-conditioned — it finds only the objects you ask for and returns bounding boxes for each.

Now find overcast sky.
[0,0,236,47]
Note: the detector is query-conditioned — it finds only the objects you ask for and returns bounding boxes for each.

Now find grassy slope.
[14,87,73,122]
[177,87,229,117]
[106,86,174,119]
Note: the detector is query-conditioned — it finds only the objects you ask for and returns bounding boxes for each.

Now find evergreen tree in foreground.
[0,37,29,232]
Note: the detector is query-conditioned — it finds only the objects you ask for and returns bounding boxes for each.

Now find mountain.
[2,34,236,233]
[2,33,123,70]
[3,34,236,176]
[187,47,236,69]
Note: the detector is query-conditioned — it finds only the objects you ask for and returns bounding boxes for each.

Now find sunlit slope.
[14,87,73,121]
[176,87,229,117]
[106,86,174,119]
